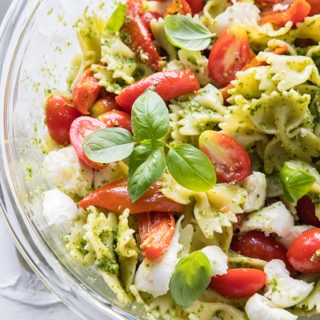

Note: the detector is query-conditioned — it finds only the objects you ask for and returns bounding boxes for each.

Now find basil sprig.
[83,90,216,202]
[169,250,211,307]
[164,15,214,51]
[280,162,316,203]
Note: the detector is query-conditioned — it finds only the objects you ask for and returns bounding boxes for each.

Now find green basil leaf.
[169,250,211,308]
[280,162,316,203]
[128,141,166,202]
[131,90,170,141]
[166,144,216,191]
[164,15,213,51]
[105,3,127,33]
[83,128,134,163]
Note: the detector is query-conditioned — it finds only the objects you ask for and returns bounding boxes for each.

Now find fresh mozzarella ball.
[201,246,228,276]
[239,201,294,238]
[278,224,314,249]
[42,189,79,226]
[245,293,298,320]
[212,2,260,36]
[43,146,93,198]
[243,172,267,213]
[134,216,184,297]
[264,260,314,308]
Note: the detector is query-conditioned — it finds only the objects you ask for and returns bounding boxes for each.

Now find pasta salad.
[41,0,320,319]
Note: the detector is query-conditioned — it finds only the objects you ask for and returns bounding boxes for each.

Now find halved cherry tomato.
[69,116,106,169]
[208,26,251,87]
[98,110,132,133]
[186,0,206,14]
[115,70,200,112]
[296,195,320,227]
[165,0,192,16]
[139,211,175,260]
[78,178,186,214]
[231,231,294,273]
[90,95,119,118]
[260,0,311,26]
[199,130,251,183]
[209,268,267,299]
[45,94,81,146]
[287,228,320,273]
[72,69,102,115]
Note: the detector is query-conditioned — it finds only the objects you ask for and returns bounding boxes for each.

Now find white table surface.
[0,1,79,319]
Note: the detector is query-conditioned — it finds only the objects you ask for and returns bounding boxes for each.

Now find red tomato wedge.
[208,26,251,87]
[231,231,294,273]
[98,110,132,133]
[296,196,320,227]
[186,0,206,14]
[72,69,102,115]
[45,94,81,146]
[209,268,267,299]
[287,228,320,273]
[259,0,311,26]
[140,11,162,35]
[115,70,200,112]
[78,178,186,214]
[69,116,106,169]
[139,212,175,260]
[199,130,251,183]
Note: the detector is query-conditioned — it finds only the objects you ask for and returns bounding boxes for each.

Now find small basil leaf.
[169,250,211,308]
[131,90,170,141]
[83,128,135,163]
[280,162,316,203]
[166,144,216,191]
[128,141,166,202]
[105,3,127,33]
[164,15,213,51]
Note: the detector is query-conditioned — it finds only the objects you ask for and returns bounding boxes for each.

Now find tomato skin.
[231,231,294,273]
[296,195,320,227]
[140,11,162,34]
[78,178,186,214]
[199,130,251,183]
[306,0,320,15]
[90,95,119,118]
[72,69,102,115]
[116,70,200,112]
[139,212,175,260]
[287,228,320,273]
[260,0,311,26]
[208,26,251,87]
[98,110,132,133]
[209,268,267,299]
[186,0,206,14]
[69,116,106,169]
[45,94,81,146]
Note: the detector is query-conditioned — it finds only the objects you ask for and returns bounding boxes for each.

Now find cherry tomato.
[231,231,294,273]
[165,0,192,15]
[69,116,106,169]
[199,130,251,183]
[306,0,320,15]
[78,178,186,214]
[139,211,175,260]
[72,69,102,115]
[98,110,132,133]
[115,70,200,112]
[140,11,162,35]
[45,94,81,146]
[287,228,320,273]
[186,0,206,14]
[90,95,119,118]
[209,268,267,299]
[296,195,320,227]
[259,0,311,26]
[208,26,251,87]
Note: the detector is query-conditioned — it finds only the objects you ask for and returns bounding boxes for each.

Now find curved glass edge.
[0,1,134,320]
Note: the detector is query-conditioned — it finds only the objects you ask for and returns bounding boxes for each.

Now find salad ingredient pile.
[41,0,320,319]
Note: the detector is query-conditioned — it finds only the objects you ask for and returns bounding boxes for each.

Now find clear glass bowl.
[0,1,319,320]
[0,0,143,319]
